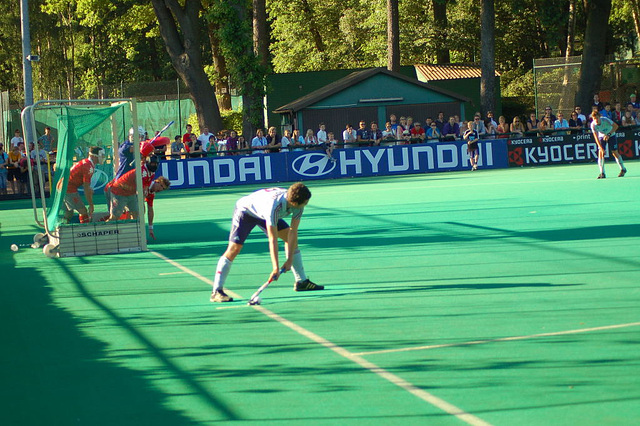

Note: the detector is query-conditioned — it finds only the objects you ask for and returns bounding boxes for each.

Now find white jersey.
[236,188,303,226]
[590,116,615,139]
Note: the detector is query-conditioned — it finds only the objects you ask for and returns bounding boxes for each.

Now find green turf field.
[1,162,639,425]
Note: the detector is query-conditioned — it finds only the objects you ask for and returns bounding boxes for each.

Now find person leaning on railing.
[426,122,442,142]
[442,116,460,141]
[510,116,526,138]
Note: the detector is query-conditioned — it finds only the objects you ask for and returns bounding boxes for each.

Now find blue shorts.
[229,209,289,245]
[599,135,618,151]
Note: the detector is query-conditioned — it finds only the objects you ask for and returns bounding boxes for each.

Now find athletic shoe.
[472,165,478,171]
[210,289,234,302]
[294,279,324,291]
[618,168,627,177]
[597,173,606,179]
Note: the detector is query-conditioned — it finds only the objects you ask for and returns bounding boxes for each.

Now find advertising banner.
[507,127,640,167]
[157,140,509,189]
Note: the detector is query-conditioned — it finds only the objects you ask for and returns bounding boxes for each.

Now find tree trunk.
[566,0,577,57]
[631,0,640,55]
[387,0,400,72]
[300,0,326,53]
[253,0,269,68]
[559,0,578,112]
[225,1,265,137]
[480,0,495,115]
[150,0,222,132]
[575,0,612,112]
[432,0,450,64]
[207,21,232,111]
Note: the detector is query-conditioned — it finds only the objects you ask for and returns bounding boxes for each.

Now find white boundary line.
[353,322,640,356]
[149,250,493,426]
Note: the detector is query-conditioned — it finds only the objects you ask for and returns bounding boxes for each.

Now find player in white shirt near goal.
[590,110,627,179]
[211,182,324,302]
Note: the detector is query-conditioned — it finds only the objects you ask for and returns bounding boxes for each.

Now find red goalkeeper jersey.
[107,164,154,204]
[67,158,95,193]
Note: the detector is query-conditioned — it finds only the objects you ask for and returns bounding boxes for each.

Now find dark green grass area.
[2,162,639,425]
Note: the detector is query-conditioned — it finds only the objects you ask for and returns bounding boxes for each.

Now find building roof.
[415,64,501,82]
[273,67,470,114]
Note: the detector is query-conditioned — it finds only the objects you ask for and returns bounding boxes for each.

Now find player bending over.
[105,168,170,237]
[211,182,324,302]
[590,110,627,179]
[58,146,104,223]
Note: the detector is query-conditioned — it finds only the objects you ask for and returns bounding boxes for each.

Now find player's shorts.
[599,135,618,151]
[63,192,86,213]
[109,193,139,218]
[229,209,289,245]
[467,141,479,155]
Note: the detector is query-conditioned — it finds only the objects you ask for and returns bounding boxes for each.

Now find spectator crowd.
[157,92,640,159]
[3,93,640,198]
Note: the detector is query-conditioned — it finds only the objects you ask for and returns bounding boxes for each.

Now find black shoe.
[210,289,234,302]
[618,168,627,177]
[597,173,606,179]
[294,279,324,292]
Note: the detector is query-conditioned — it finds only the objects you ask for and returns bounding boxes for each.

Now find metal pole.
[20,0,34,107]
[533,59,538,116]
[177,78,181,136]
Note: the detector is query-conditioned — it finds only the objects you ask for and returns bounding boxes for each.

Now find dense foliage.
[0,0,637,106]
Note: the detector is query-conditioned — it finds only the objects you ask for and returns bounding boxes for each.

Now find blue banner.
[157,140,509,189]
[507,127,640,167]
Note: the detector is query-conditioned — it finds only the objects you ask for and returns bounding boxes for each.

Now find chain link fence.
[533,56,582,117]
[534,56,640,117]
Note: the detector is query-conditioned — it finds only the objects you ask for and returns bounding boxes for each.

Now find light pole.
[20,0,38,144]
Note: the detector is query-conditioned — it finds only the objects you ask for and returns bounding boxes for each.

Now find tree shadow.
[0,230,222,425]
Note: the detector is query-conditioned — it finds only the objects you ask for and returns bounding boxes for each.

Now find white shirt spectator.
[281,136,290,153]
[198,131,214,148]
[11,135,23,148]
[317,129,327,143]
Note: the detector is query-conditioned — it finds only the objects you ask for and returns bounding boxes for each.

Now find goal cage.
[21,99,148,257]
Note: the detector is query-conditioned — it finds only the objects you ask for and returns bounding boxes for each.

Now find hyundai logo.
[291,153,337,177]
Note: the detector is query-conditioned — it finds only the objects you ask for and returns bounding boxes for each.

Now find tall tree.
[253,0,269,68]
[480,0,496,115]
[207,20,232,110]
[210,0,267,137]
[150,0,222,131]
[631,0,640,53]
[575,0,612,112]
[387,0,400,71]
[559,0,579,112]
[432,0,450,64]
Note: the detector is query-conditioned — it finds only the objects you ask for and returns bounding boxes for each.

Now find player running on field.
[211,182,323,302]
[590,110,627,179]
[57,146,104,223]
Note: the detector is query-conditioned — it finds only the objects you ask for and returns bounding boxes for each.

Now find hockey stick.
[130,120,175,166]
[149,120,175,146]
[248,267,286,305]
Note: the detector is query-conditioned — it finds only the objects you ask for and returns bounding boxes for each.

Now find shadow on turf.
[0,231,230,425]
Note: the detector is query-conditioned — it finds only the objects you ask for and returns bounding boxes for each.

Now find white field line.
[150,251,242,300]
[159,271,187,276]
[353,322,640,357]
[150,250,493,426]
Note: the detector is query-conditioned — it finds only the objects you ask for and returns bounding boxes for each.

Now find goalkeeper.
[58,146,104,223]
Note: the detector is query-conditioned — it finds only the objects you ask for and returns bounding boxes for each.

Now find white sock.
[213,256,232,292]
[598,157,604,174]
[615,155,625,169]
[291,249,307,282]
